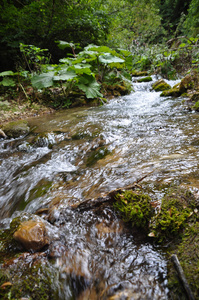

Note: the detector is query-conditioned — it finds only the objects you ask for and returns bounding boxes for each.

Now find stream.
[1,76,199,299]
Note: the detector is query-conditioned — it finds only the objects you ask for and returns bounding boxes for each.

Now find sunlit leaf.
[31,72,54,89]
[56,40,75,50]
[53,70,77,81]
[0,71,15,76]
[99,54,124,64]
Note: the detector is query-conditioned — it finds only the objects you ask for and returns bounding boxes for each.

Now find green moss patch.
[168,221,199,299]
[149,188,197,243]
[113,190,153,229]
[137,76,152,83]
[160,88,181,97]
[131,71,149,77]
[152,79,171,91]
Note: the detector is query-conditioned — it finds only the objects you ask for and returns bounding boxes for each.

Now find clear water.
[1,76,198,298]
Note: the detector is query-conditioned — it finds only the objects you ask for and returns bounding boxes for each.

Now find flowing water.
[1,76,199,299]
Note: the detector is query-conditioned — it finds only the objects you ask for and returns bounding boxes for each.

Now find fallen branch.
[171,254,195,300]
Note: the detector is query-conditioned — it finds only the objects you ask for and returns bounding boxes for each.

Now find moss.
[149,188,197,243]
[167,221,199,299]
[131,71,148,77]
[152,79,171,91]
[86,147,111,167]
[192,100,199,111]
[113,190,153,229]
[1,261,57,300]
[179,73,199,94]
[137,76,152,83]
[160,88,181,97]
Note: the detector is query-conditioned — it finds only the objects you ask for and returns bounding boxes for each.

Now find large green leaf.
[77,74,102,99]
[99,53,124,64]
[53,70,77,81]
[69,64,92,75]
[0,77,16,87]
[0,71,15,77]
[31,72,54,89]
[56,40,75,50]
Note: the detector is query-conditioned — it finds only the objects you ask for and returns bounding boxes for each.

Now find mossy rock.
[131,71,148,77]
[192,100,199,111]
[160,88,181,97]
[179,73,199,94]
[149,187,197,243]
[2,120,30,138]
[190,92,199,102]
[152,79,171,91]
[137,76,152,83]
[0,259,57,300]
[113,190,153,229]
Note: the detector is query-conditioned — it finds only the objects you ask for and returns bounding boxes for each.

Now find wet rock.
[32,132,55,148]
[189,91,199,102]
[179,73,199,94]
[160,87,181,97]
[152,79,171,91]
[137,76,152,82]
[86,146,111,166]
[0,129,7,138]
[2,120,30,138]
[13,220,49,251]
[131,71,148,77]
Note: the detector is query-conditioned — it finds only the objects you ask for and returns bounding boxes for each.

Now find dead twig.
[171,254,195,300]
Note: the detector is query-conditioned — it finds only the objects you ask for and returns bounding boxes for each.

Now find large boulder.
[13,220,49,251]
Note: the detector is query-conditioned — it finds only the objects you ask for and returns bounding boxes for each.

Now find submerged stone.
[86,146,111,166]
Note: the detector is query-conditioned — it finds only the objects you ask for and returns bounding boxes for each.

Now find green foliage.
[158,0,191,35]
[113,190,153,229]
[20,43,50,73]
[0,0,110,70]
[30,42,132,102]
[182,0,199,36]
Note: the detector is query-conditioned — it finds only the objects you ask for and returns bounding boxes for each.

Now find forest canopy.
[0,0,198,71]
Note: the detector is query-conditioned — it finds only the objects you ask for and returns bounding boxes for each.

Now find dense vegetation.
[0,0,199,108]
